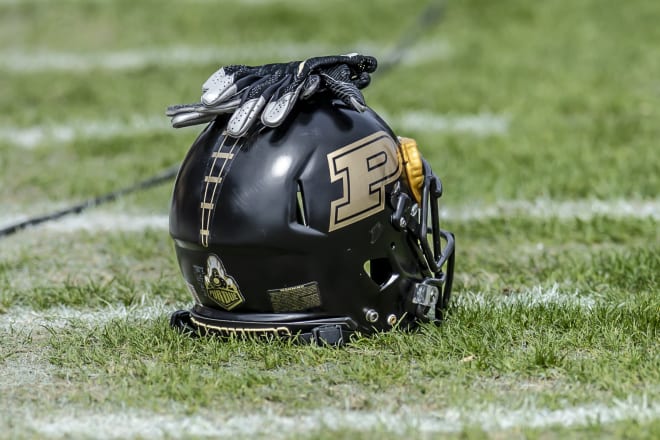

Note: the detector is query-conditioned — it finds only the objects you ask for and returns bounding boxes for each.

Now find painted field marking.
[455,284,599,310]
[0,115,174,149]
[388,111,509,136]
[1,198,657,236]
[0,300,173,332]
[0,110,502,149]
[0,352,55,391]
[0,285,605,333]
[22,395,660,438]
[442,198,660,221]
[39,213,169,232]
[0,213,168,236]
[0,0,405,7]
[0,40,450,73]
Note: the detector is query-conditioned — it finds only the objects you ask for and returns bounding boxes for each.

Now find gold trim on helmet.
[397,136,424,203]
[190,315,292,337]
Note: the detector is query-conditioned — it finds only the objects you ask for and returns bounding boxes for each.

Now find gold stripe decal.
[200,135,243,247]
[212,152,235,159]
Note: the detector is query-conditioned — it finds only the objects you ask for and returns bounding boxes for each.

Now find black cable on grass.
[378,0,446,75]
[0,165,179,237]
[0,0,445,239]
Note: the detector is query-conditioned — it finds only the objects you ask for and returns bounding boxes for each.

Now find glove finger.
[166,102,205,117]
[204,73,264,106]
[202,64,254,92]
[217,69,291,136]
[353,71,372,89]
[302,54,378,75]
[201,65,261,106]
[333,53,377,71]
[202,67,238,105]
[243,71,289,103]
[253,60,300,77]
[348,54,377,73]
[295,55,357,80]
[203,97,243,114]
[321,72,368,112]
[300,74,321,99]
[225,68,295,135]
[302,54,353,72]
[171,112,216,128]
[225,73,290,136]
[261,80,305,127]
[167,97,242,117]
[226,96,268,137]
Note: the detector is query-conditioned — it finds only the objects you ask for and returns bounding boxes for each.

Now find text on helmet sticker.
[327,131,401,232]
[267,281,322,312]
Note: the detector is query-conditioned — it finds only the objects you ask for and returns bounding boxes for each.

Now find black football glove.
[166,53,377,137]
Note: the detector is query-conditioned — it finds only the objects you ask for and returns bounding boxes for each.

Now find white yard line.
[19,396,660,438]
[455,284,599,310]
[389,111,509,136]
[0,213,168,234]
[442,198,660,221]
[0,115,174,149]
[0,0,394,6]
[39,213,169,232]
[1,109,499,149]
[0,352,55,391]
[0,40,450,73]
[0,300,173,332]
[0,285,601,333]
[1,198,657,235]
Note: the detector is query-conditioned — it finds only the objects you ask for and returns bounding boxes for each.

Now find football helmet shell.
[169,94,454,344]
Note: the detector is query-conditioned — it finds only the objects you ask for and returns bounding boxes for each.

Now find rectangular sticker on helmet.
[268,281,321,312]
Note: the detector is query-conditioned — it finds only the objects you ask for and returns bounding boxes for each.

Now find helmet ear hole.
[363,258,393,286]
[294,180,308,226]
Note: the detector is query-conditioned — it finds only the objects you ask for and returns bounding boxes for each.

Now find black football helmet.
[169,94,455,345]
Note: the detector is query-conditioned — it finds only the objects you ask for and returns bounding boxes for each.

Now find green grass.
[1,0,659,438]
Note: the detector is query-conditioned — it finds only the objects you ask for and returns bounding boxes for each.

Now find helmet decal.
[267,281,322,312]
[200,135,244,247]
[203,254,245,310]
[327,131,401,232]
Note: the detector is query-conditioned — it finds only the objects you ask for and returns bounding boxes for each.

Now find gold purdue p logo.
[327,131,401,232]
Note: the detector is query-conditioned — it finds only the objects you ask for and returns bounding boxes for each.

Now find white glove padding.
[166,54,377,137]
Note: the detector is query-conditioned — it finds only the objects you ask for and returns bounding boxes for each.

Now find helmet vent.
[363,258,393,286]
[295,180,308,227]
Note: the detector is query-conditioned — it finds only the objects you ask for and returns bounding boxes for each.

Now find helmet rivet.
[399,217,407,228]
[387,314,397,326]
[411,204,419,217]
[365,309,379,323]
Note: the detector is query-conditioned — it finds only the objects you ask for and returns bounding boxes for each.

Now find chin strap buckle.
[310,324,347,346]
[412,282,440,321]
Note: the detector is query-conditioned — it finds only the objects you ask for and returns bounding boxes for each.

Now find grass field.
[1,0,659,438]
